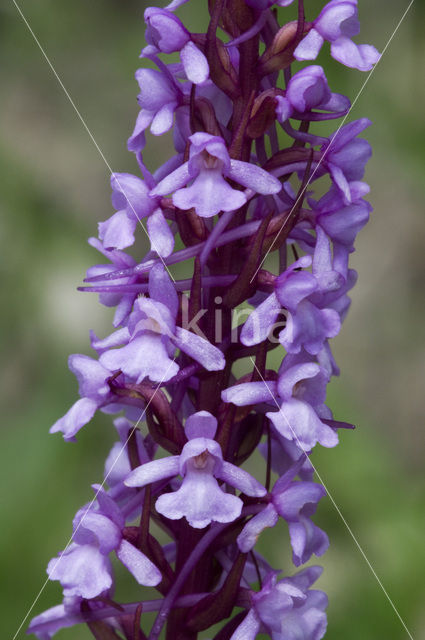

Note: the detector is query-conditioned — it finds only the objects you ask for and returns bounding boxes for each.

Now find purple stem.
[148,504,265,640]
[200,209,236,266]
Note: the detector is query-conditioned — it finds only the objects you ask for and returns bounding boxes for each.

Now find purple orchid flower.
[98,172,174,257]
[237,458,329,566]
[276,65,350,123]
[230,566,328,640]
[47,491,161,599]
[222,356,338,451]
[323,118,372,205]
[128,66,183,152]
[294,0,380,71]
[151,132,282,218]
[125,411,266,528]
[49,355,115,441]
[98,263,225,383]
[143,8,209,84]
[240,255,341,355]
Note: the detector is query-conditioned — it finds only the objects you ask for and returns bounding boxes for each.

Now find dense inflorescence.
[29,1,379,639]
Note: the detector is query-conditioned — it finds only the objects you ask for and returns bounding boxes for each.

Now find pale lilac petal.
[267,398,339,450]
[173,169,246,217]
[47,545,112,599]
[221,380,277,406]
[68,354,111,400]
[275,95,292,122]
[185,411,217,440]
[315,3,359,41]
[228,159,282,195]
[277,362,321,400]
[50,397,98,441]
[240,293,282,346]
[321,92,351,113]
[156,466,242,528]
[98,210,137,250]
[230,608,261,640]
[331,37,380,71]
[150,161,191,196]
[104,441,133,487]
[90,327,130,355]
[116,539,162,586]
[135,69,177,111]
[73,513,121,553]
[237,504,279,552]
[99,333,179,383]
[289,517,329,566]
[150,102,176,135]
[128,109,153,152]
[180,41,209,84]
[275,271,317,312]
[147,208,175,257]
[148,263,179,318]
[125,456,180,488]
[294,29,324,61]
[218,461,267,497]
[273,482,326,521]
[173,326,225,371]
[111,172,153,218]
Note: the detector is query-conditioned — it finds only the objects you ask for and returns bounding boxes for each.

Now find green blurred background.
[1,0,424,638]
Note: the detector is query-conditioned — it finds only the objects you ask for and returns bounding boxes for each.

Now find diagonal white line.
[250,0,415,283]
[11,0,176,282]
[249,357,414,640]
[11,358,178,640]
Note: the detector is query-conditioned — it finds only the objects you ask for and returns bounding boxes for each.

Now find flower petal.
[125,456,180,488]
[50,397,99,441]
[237,504,279,552]
[180,41,209,84]
[221,380,277,406]
[147,208,175,257]
[173,327,225,371]
[116,539,162,586]
[218,461,267,497]
[228,159,282,195]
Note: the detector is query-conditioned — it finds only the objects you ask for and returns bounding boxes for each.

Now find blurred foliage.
[1,1,424,639]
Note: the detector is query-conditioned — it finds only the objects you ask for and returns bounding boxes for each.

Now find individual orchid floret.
[125,411,266,528]
[240,256,340,354]
[230,566,328,640]
[222,358,337,451]
[294,0,380,71]
[99,264,225,382]
[322,118,372,205]
[49,355,115,441]
[276,264,341,356]
[276,66,350,123]
[128,67,183,152]
[47,491,161,600]
[237,458,329,566]
[98,172,174,257]
[151,132,281,218]
[143,8,209,84]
